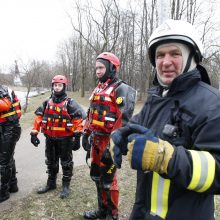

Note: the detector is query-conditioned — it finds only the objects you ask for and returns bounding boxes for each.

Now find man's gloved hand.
[110,123,151,168]
[127,125,174,174]
[72,132,81,151]
[82,132,91,152]
[30,133,40,147]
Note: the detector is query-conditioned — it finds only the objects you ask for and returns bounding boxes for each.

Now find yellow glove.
[127,132,174,174]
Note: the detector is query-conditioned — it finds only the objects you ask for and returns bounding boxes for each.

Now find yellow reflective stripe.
[151,172,159,214]
[187,150,201,190]
[91,119,104,126]
[56,107,61,112]
[12,102,19,107]
[93,96,112,102]
[0,111,16,118]
[16,110,21,114]
[92,110,107,116]
[187,150,215,192]
[151,172,170,219]
[46,126,65,131]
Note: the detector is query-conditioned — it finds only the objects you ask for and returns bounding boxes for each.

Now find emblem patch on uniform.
[116,97,123,105]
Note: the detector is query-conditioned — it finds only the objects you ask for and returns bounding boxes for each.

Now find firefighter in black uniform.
[82,52,136,220]
[110,19,220,220]
[0,85,21,202]
[30,75,86,199]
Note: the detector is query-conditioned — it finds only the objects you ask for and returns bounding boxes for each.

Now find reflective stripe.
[105,87,114,95]
[0,111,16,118]
[91,119,104,126]
[12,102,19,107]
[151,172,170,219]
[187,150,215,192]
[105,117,115,122]
[93,110,107,115]
[46,126,65,131]
[93,96,112,102]
[66,123,73,126]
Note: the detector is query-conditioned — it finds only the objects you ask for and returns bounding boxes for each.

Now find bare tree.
[21,60,44,113]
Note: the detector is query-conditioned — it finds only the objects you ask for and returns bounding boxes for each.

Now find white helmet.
[148,19,203,66]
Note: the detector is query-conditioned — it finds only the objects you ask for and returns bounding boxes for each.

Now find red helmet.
[96,52,120,72]
[51,75,68,85]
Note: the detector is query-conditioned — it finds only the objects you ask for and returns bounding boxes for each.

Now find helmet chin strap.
[182,51,196,74]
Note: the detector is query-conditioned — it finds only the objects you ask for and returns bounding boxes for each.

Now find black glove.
[30,133,40,147]
[82,133,91,152]
[101,148,113,166]
[72,132,81,151]
[110,123,144,168]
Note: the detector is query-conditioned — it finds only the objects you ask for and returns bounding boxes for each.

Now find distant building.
[14,60,22,86]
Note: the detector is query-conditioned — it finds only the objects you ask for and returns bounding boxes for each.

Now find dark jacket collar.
[149,69,201,97]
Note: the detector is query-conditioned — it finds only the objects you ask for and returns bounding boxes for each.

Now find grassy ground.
[2,88,220,219]
[1,159,136,220]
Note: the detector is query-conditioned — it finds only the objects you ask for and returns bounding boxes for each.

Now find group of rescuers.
[1,19,220,220]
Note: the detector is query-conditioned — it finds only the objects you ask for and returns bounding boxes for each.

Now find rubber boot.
[0,184,10,203]
[37,178,56,194]
[84,182,107,219]
[9,181,19,193]
[60,181,70,199]
[9,159,19,193]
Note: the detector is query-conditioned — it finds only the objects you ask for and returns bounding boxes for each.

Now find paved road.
[0,127,87,211]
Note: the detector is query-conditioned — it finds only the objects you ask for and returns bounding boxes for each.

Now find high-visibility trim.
[91,119,104,126]
[151,172,170,219]
[92,110,107,115]
[187,150,215,192]
[105,87,114,95]
[46,126,65,131]
[12,102,19,107]
[0,111,16,118]
[93,96,112,102]
[105,117,115,122]
[31,129,39,134]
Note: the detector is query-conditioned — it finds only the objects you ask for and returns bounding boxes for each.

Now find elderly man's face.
[155,45,183,86]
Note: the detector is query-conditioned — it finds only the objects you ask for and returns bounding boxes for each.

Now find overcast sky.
[0,0,219,73]
[0,0,73,72]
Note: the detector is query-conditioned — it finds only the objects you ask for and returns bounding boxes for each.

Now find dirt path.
[0,127,87,211]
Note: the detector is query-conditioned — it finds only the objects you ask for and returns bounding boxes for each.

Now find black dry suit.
[129,68,220,220]
[35,92,86,192]
[0,85,21,202]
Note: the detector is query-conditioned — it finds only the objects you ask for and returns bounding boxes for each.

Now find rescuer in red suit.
[82,52,137,220]
[30,75,86,199]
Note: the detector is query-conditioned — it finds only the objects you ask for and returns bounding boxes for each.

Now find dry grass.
[1,159,136,220]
